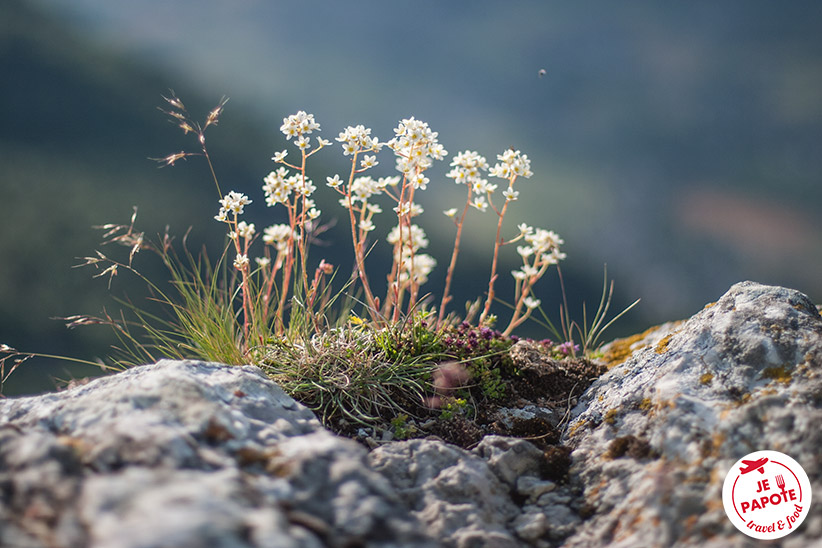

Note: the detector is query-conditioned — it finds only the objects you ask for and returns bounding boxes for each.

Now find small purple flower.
[556,341,578,355]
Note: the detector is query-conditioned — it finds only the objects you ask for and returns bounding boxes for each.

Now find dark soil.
[330,341,606,458]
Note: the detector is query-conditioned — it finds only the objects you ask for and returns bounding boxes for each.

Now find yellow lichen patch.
[604,408,619,426]
[600,324,667,368]
[655,333,674,354]
[761,365,793,384]
[699,372,714,385]
[734,393,752,407]
[703,301,716,310]
[568,419,588,437]
[638,397,653,412]
[600,330,651,368]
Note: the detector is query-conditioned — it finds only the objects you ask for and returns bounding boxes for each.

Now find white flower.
[470,196,488,212]
[350,176,383,201]
[525,228,564,255]
[491,148,533,179]
[272,150,288,163]
[409,172,429,190]
[393,202,411,217]
[219,191,252,216]
[263,224,294,251]
[503,188,519,201]
[511,269,527,281]
[360,155,378,169]
[522,265,539,278]
[295,177,316,197]
[236,221,256,239]
[523,296,541,309]
[280,111,320,140]
[337,125,379,155]
[295,135,311,150]
[387,117,445,176]
[444,208,458,218]
[516,246,533,258]
[395,250,436,285]
[326,174,344,189]
[233,253,249,270]
[316,137,331,147]
[255,256,271,267]
[387,224,429,252]
[359,219,375,232]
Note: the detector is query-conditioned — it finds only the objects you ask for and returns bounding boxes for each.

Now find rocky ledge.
[1,281,821,547]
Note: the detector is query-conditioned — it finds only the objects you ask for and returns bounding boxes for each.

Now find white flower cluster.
[345,176,399,205]
[262,223,295,252]
[279,111,325,152]
[215,191,252,222]
[262,167,320,220]
[447,150,489,183]
[490,148,533,179]
[446,150,496,212]
[233,254,249,270]
[329,175,400,232]
[387,224,436,284]
[229,221,256,240]
[336,125,381,157]
[512,223,566,282]
[386,117,447,187]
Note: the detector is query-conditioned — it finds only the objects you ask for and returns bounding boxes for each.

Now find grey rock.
[516,475,557,503]
[0,360,434,548]
[2,281,822,547]
[370,438,521,546]
[562,281,822,547]
[473,435,546,488]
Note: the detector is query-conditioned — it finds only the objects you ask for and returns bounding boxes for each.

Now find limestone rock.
[2,281,822,547]
[0,360,434,548]
[563,281,822,547]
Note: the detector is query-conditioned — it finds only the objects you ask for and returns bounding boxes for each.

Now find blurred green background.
[3,0,821,395]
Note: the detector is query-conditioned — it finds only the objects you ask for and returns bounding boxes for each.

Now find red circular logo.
[723,450,812,539]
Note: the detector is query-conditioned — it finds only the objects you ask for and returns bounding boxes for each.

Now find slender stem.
[276,201,298,334]
[298,150,311,298]
[437,192,472,328]
[201,142,222,199]
[387,171,409,323]
[344,152,380,322]
[405,184,420,316]
[480,175,518,324]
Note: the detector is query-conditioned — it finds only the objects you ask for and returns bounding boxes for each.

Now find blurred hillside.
[0,1,289,394]
[28,0,822,308]
[3,0,822,394]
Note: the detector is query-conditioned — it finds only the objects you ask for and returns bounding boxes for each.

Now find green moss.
[390,414,417,440]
